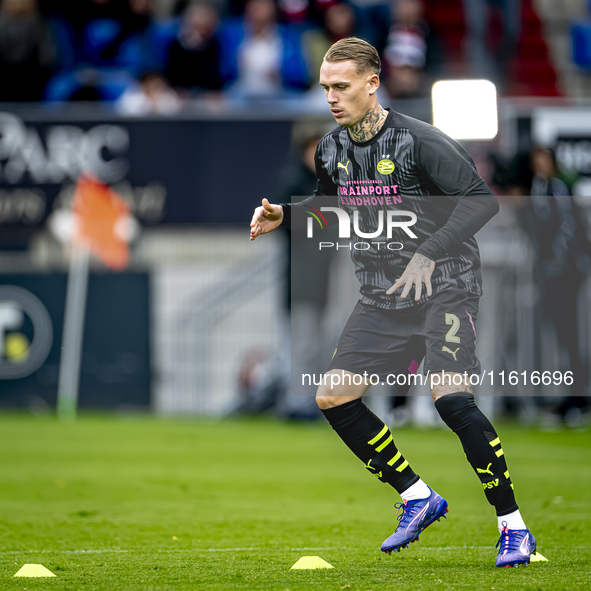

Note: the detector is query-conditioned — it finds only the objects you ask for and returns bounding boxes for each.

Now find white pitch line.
[204,548,257,552]
[0,546,489,555]
[0,549,130,555]
[0,545,569,555]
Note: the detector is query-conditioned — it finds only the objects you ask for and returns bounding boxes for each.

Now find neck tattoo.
[348,104,389,143]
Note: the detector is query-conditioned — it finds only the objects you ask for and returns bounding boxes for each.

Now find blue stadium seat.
[84,19,122,65]
[44,69,81,101]
[83,18,179,74]
[48,17,77,70]
[44,68,134,102]
[117,34,145,72]
[97,69,137,101]
[150,18,180,70]
[572,22,591,69]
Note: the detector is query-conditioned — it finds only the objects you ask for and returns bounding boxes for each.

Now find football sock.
[435,393,518,516]
[400,478,431,501]
[498,509,527,531]
[321,398,419,494]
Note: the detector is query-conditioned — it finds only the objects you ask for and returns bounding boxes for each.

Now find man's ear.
[368,73,380,95]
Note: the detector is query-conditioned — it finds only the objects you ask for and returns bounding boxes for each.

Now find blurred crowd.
[0,0,444,110]
[493,146,591,427]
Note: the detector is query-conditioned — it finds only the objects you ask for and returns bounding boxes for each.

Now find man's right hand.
[250,198,283,240]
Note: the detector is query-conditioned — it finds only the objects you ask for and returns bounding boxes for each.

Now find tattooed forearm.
[430,372,473,400]
[407,253,434,271]
[348,104,389,143]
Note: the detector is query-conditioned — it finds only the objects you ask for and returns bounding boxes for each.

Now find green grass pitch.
[0,413,589,590]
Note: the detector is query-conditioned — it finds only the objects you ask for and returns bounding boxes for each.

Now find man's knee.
[429,371,473,401]
[316,395,341,410]
[315,370,369,409]
[316,386,361,410]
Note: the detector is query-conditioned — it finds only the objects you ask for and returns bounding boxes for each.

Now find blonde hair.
[323,37,381,75]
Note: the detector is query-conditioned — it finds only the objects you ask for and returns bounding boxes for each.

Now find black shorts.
[327,288,481,393]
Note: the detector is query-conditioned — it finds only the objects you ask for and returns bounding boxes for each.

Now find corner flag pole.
[57,245,90,421]
[56,174,131,421]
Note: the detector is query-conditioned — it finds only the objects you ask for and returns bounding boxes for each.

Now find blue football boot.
[381,487,448,554]
[495,522,537,567]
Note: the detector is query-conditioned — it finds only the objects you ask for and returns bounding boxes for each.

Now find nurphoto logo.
[305,206,418,251]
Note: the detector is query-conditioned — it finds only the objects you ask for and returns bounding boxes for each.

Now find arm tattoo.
[348,104,389,143]
[408,253,434,272]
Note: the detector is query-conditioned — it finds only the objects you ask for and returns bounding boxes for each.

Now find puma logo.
[441,346,460,361]
[337,160,350,175]
[477,463,494,476]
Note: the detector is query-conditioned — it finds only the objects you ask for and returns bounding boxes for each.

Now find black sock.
[321,398,419,494]
[435,393,518,516]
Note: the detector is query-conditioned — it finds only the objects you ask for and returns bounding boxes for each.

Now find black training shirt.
[281,109,499,310]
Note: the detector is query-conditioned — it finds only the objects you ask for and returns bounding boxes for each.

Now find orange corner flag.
[73,175,131,270]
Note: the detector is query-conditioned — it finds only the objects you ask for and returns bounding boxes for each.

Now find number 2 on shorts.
[445,313,460,343]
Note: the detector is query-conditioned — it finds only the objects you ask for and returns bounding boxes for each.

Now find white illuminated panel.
[432,80,498,140]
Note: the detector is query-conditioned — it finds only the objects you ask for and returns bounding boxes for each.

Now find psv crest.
[377,154,395,175]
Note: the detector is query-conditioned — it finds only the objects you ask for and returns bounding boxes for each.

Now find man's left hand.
[386,253,436,301]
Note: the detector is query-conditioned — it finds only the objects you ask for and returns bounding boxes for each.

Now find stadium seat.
[83,18,179,75]
[572,22,591,69]
[47,17,77,71]
[44,68,134,102]
[150,18,180,70]
[97,69,137,101]
[116,34,145,72]
[84,19,122,66]
[44,70,82,101]
[423,0,561,95]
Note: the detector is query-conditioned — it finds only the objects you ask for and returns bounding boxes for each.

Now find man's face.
[319,60,379,127]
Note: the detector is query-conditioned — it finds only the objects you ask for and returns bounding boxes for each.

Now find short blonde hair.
[323,37,381,76]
